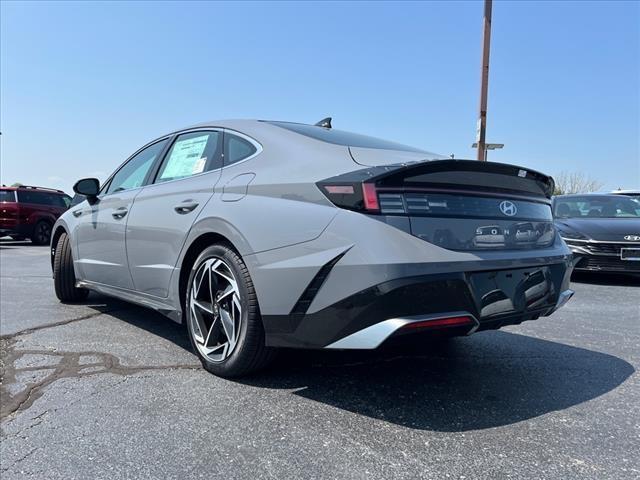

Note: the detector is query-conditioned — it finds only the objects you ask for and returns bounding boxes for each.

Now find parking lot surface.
[0,240,638,479]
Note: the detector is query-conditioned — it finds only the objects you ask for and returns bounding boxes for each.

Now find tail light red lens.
[318,182,380,213]
[362,183,379,211]
[402,315,473,330]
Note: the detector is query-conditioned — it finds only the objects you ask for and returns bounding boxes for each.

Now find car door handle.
[174,202,199,214]
[72,210,83,217]
[112,207,128,219]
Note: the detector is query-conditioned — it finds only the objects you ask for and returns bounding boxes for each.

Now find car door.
[73,139,168,289]
[125,130,223,297]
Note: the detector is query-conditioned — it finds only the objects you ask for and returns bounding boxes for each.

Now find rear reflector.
[402,315,473,330]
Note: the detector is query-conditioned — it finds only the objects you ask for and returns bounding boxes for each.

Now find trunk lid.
[373,159,555,251]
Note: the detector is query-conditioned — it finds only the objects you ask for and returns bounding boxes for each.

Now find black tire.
[53,232,89,302]
[31,220,52,245]
[185,243,276,377]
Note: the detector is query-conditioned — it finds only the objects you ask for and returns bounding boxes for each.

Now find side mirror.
[73,178,100,203]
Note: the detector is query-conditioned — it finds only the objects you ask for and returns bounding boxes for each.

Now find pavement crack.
[0,308,127,341]
[1,447,39,472]
[0,343,200,420]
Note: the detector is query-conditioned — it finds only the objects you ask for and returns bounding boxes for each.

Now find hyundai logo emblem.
[624,235,640,241]
[499,200,517,217]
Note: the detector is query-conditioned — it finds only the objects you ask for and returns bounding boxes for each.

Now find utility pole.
[476,0,493,161]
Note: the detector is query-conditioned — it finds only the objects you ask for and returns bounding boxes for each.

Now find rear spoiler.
[321,160,554,200]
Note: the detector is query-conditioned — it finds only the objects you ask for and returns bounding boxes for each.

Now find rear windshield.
[0,190,16,202]
[554,195,640,218]
[267,121,426,153]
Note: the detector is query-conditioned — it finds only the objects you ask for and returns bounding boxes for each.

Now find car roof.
[0,185,66,194]
[611,189,640,194]
[554,193,632,199]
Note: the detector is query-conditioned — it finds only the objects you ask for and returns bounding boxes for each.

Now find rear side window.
[224,133,258,166]
[16,190,59,206]
[0,190,16,202]
[156,131,222,183]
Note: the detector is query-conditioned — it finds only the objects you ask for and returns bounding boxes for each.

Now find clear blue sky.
[1,1,638,193]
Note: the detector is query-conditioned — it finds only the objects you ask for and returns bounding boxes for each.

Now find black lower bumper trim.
[262,261,572,349]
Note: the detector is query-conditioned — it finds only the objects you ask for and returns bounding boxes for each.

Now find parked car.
[51,119,574,377]
[553,194,640,274]
[611,189,640,201]
[0,185,71,245]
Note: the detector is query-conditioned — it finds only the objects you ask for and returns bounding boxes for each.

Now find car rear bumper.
[262,260,574,349]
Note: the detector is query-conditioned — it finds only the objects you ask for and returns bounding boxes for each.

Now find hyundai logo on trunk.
[499,201,517,216]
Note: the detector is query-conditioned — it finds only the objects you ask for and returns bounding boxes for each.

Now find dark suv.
[0,185,71,245]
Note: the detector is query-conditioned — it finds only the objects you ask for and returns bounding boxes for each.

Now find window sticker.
[193,157,207,174]
[161,134,209,179]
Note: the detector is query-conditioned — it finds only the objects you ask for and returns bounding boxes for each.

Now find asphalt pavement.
[0,239,638,479]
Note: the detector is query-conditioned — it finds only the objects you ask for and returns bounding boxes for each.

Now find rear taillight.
[318,181,380,213]
[362,183,379,211]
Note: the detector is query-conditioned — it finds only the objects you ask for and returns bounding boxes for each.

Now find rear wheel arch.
[178,232,242,323]
[50,226,68,269]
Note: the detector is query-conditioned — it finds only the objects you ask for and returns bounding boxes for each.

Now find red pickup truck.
[0,185,72,245]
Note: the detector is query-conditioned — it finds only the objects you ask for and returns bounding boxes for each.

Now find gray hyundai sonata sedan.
[52,119,574,377]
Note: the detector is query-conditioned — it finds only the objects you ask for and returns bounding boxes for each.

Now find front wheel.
[186,244,276,377]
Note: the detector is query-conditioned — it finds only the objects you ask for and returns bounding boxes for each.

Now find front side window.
[224,133,258,166]
[156,131,221,183]
[106,139,168,195]
[49,194,71,208]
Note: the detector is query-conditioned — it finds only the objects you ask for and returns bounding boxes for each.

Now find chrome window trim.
[221,128,263,169]
[100,136,172,197]
[151,129,224,186]
[97,127,263,196]
[146,168,222,188]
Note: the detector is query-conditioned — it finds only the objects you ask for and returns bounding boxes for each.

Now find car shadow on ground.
[85,296,634,433]
[571,271,640,286]
[0,239,44,249]
[85,294,193,352]
[238,332,634,432]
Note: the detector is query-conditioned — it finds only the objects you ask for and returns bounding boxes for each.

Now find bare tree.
[553,171,604,195]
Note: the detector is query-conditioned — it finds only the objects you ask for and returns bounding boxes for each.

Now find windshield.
[267,121,427,153]
[554,195,640,218]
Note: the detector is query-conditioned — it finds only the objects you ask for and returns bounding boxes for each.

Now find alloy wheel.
[189,257,242,362]
[36,222,51,244]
